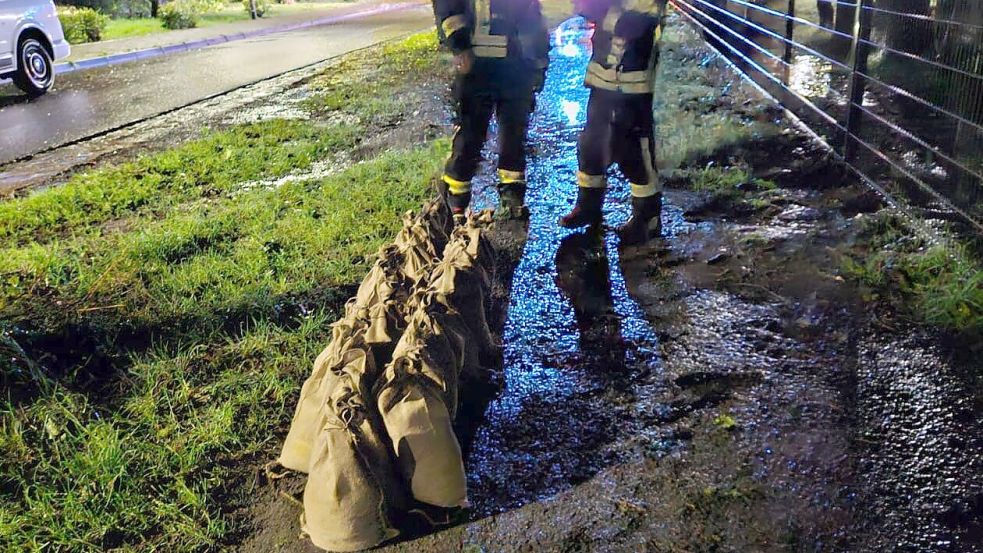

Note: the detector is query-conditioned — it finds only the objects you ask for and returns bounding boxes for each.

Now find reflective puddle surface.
[465,21,694,516]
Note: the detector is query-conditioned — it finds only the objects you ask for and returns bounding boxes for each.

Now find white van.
[0,0,70,96]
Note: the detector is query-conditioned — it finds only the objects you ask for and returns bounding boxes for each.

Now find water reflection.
[465,20,663,516]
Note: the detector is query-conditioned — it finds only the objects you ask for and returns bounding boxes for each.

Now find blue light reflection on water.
[466,21,666,514]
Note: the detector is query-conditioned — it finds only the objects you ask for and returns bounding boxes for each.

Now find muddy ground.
[241,16,980,553]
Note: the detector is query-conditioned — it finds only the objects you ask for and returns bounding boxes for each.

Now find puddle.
[463,21,694,517]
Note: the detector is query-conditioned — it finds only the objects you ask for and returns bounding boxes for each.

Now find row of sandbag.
[278,200,497,552]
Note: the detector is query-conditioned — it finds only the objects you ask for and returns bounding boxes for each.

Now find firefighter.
[559,0,667,245]
[433,0,550,222]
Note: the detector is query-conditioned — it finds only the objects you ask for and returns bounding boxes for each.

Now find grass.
[654,22,777,172]
[103,17,163,40]
[304,32,445,121]
[101,3,350,42]
[0,120,357,248]
[689,165,775,198]
[0,31,447,552]
[841,213,983,340]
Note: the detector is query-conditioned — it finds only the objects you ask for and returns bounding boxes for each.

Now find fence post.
[782,0,795,84]
[843,0,874,162]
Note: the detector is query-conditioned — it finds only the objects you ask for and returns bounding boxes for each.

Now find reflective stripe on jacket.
[580,0,666,94]
[432,0,550,68]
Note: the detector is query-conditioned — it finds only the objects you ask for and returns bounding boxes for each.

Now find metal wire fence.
[669,0,983,233]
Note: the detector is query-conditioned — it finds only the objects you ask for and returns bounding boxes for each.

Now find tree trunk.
[151,0,160,18]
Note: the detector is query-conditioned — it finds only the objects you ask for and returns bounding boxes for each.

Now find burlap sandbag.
[375,364,468,509]
[418,199,452,251]
[347,244,414,320]
[428,253,497,359]
[406,290,482,394]
[393,213,441,285]
[279,318,376,473]
[387,307,465,418]
[444,222,495,280]
[302,370,405,552]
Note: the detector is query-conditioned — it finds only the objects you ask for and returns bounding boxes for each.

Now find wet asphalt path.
[0,4,431,165]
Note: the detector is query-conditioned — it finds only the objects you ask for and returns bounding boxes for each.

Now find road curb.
[54,2,422,75]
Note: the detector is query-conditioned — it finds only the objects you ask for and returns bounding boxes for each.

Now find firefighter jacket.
[578,0,667,94]
[433,0,550,73]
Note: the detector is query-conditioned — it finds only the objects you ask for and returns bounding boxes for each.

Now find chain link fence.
[670,0,983,233]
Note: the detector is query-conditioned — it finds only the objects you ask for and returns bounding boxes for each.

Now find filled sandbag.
[279,318,375,473]
[375,364,468,509]
[429,254,497,360]
[393,213,441,285]
[405,289,482,394]
[444,221,496,280]
[347,244,414,319]
[302,371,405,552]
[417,199,453,251]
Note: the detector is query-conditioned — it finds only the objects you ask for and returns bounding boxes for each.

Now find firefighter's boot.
[617,193,663,246]
[495,183,530,221]
[559,187,605,228]
[446,190,471,226]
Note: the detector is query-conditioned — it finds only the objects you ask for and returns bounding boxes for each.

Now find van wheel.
[13,38,54,97]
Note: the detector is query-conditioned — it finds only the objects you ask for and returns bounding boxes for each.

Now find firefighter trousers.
[577,88,660,198]
[443,64,536,199]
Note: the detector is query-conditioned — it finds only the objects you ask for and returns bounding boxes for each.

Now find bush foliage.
[158,0,199,29]
[58,0,150,18]
[57,6,109,44]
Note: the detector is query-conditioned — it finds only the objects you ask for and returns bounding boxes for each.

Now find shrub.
[159,1,199,29]
[242,0,272,17]
[59,0,150,19]
[57,6,109,44]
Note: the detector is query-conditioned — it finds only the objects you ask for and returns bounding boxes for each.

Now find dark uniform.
[433,0,550,220]
[559,0,667,245]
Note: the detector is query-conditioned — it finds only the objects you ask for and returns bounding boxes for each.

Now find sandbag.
[444,221,496,280]
[393,212,441,285]
[429,254,497,360]
[375,366,468,509]
[417,199,453,250]
[303,370,405,552]
[348,244,414,319]
[405,290,482,394]
[279,318,376,473]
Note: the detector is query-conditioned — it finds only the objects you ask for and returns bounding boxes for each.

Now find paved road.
[0,4,431,165]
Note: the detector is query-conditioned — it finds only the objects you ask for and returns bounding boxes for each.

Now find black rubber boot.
[495,183,529,221]
[447,190,471,226]
[558,187,605,228]
[617,193,663,246]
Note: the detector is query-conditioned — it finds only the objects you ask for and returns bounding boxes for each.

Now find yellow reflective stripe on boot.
[630,182,659,197]
[443,174,472,194]
[577,171,607,188]
[498,169,526,184]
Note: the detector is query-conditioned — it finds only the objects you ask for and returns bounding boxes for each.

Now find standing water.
[464,21,690,517]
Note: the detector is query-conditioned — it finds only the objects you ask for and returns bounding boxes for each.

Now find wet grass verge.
[0,32,451,551]
[841,213,983,344]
